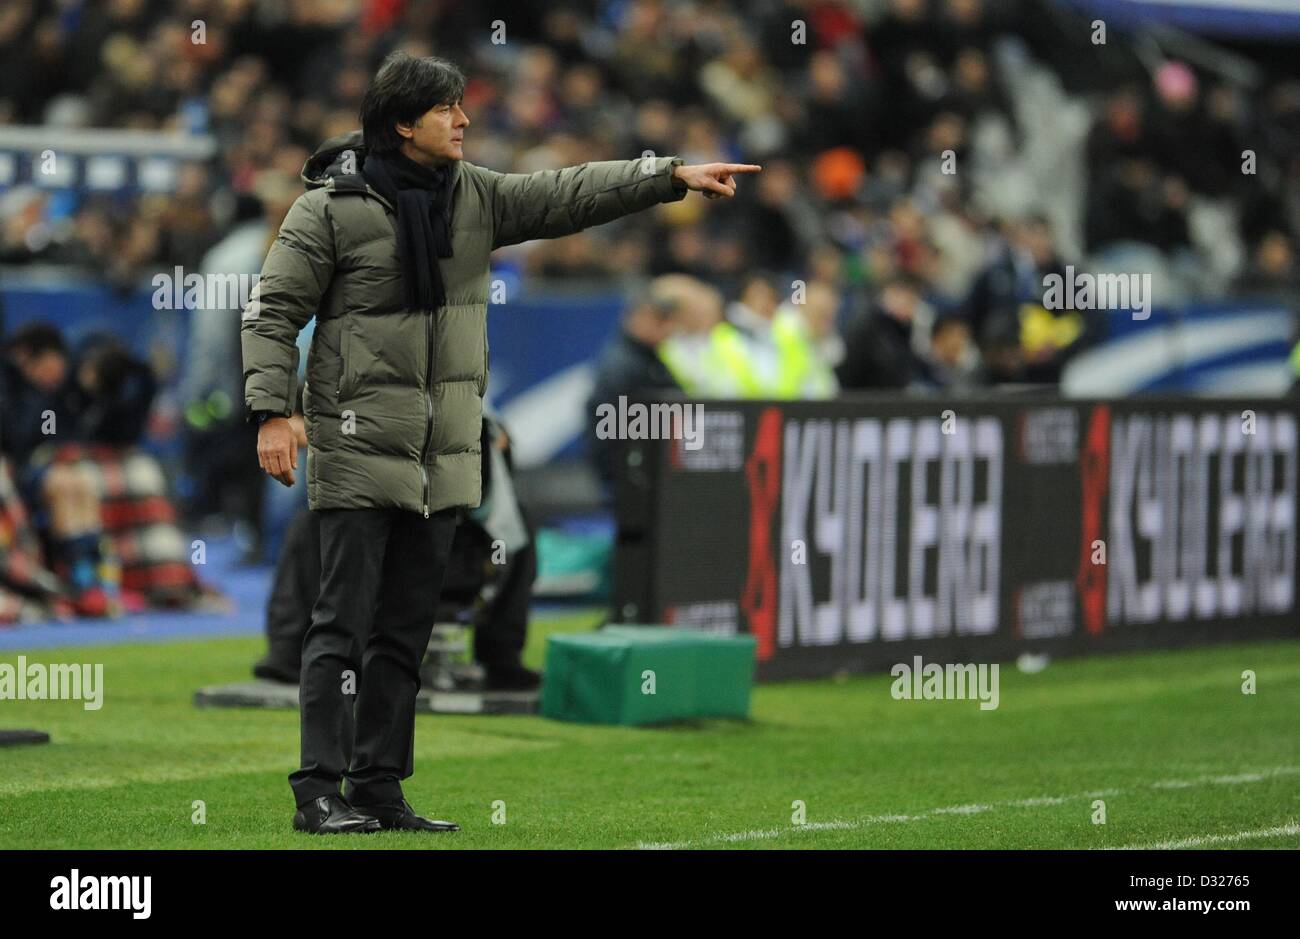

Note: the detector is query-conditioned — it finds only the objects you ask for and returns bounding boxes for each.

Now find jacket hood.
[301,129,464,192]
[301,130,367,188]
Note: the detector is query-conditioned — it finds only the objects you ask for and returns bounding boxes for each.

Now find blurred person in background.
[655,276,725,392]
[698,271,835,399]
[732,157,821,274]
[0,324,74,476]
[837,274,935,391]
[966,215,1089,385]
[925,311,985,393]
[779,278,843,394]
[0,325,168,616]
[1236,230,1299,298]
[586,275,702,490]
[181,168,303,563]
[1289,319,1300,398]
[0,447,67,624]
[0,0,1293,310]
[1,325,126,616]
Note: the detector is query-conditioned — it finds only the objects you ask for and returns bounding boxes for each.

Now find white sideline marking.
[719,829,780,843]
[630,766,1300,850]
[797,821,857,832]
[1115,823,1300,851]
[931,804,992,815]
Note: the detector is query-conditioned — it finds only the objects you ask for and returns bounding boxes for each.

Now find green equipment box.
[539,626,756,725]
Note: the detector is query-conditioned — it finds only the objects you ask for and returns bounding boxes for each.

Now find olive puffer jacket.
[241,130,687,515]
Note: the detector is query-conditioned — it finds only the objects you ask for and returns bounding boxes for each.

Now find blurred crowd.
[2,0,1298,395]
[0,0,1297,388]
[0,0,1298,620]
[0,320,220,621]
[0,0,1294,371]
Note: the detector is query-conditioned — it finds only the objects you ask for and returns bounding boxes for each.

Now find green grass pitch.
[1,613,1298,849]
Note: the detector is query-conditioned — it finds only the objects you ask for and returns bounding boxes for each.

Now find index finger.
[724,164,763,173]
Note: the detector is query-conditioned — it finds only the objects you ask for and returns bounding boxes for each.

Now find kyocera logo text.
[1108,411,1296,624]
[779,415,1003,646]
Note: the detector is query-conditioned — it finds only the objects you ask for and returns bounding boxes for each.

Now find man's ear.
[395,120,414,141]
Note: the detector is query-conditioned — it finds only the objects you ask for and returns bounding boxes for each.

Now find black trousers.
[263,507,534,678]
[288,506,458,807]
[469,524,535,667]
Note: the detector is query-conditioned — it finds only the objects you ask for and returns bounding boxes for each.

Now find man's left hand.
[673,163,762,199]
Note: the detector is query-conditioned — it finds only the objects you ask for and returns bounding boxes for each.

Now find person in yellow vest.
[656,279,724,394]
[776,279,841,398]
[684,271,838,399]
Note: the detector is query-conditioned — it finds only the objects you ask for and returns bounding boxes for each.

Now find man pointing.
[242,51,759,834]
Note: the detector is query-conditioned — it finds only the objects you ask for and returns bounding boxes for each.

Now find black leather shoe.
[292,794,382,834]
[351,799,460,832]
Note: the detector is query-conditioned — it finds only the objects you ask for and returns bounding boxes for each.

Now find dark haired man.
[836,275,935,391]
[242,52,759,834]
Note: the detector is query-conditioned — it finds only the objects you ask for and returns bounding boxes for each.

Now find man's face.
[14,349,66,392]
[931,322,970,366]
[881,284,919,323]
[638,304,679,346]
[397,100,469,166]
[1019,222,1055,266]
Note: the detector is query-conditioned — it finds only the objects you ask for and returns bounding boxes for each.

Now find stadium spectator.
[0,0,1297,607]
[656,276,726,393]
[695,271,837,398]
[837,275,935,391]
[1,324,72,470]
[925,311,985,392]
[1,324,217,616]
[1236,230,1299,296]
[1,0,1296,328]
[585,275,699,488]
[180,168,302,562]
[0,453,67,623]
[966,215,1093,385]
[790,279,847,377]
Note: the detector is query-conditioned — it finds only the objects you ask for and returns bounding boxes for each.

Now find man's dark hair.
[3,322,66,360]
[78,333,135,397]
[360,52,467,155]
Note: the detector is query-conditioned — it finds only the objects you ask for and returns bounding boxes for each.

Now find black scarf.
[362,150,454,312]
